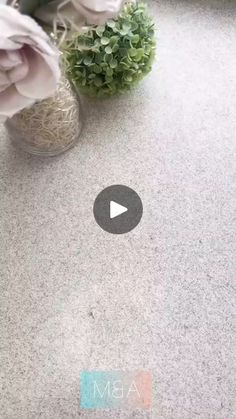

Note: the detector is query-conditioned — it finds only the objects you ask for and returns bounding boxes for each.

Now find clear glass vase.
[5,77,82,157]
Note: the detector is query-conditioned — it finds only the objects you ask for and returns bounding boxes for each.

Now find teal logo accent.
[80,371,152,410]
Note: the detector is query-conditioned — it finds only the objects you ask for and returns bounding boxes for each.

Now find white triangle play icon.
[110,201,128,219]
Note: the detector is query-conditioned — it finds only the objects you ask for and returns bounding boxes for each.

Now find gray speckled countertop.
[1,1,236,418]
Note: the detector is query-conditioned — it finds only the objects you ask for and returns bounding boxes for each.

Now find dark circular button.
[93,185,143,234]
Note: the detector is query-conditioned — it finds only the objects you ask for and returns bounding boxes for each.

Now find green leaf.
[128,48,137,57]
[95,53,103,64]
[74,57,83,65]
[104,53,113,63]
[105,46,112,54]
[101,62,108,69]
[109,36,119,46]
[133,62,139,70]
[110,58,118,69]
[83,56,93,66]
[125,74,133,82]
[135,48,145,61]
[131,34,140,44]
[122,22,131,32]
[119,48,128,58]
[92,64,102,74]
[113,23,121,32]
[112,44,119,53]
[106,67,113,76]
[94,77,103,87]
[75,70,83,77]
[105,75,113,83]
[96,26,105,37]
[120,29,129,36]
[120,61,129,69]
[107,20,116,29]
[131,22,138,31]
[101,37,110,45]
[94,39,101,48]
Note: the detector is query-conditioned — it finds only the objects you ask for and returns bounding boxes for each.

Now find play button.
[110,201,128,219]
[93,185,143,234]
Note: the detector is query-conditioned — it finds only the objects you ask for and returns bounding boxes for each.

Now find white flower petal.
[72,0,125,23]
[9,35,32,46]
[35,0,124,26]
[0,50,21,70]
[0,69,9,84]
[0,70,10,91]
[73,0,123,13]
[7,50,22,66]
[8,50,28,84]
[0,84,10,93]
[10,34,57,57]
[30,35,58,56]
[15,47,60,100]
[0,85,35,117]
[0,37,22,50]
[0,4,60,118]
[0,5,48,39]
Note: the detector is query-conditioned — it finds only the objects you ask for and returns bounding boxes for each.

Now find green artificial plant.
[63,2,156,97]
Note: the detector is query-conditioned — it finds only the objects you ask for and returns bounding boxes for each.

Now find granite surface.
[0,0,236,418]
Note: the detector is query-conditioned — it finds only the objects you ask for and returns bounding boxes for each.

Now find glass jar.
[5,77,82,157]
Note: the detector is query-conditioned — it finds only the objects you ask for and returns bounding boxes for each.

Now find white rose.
[0,5,61,120]
[71,0,126,24]
[35,0,126,27]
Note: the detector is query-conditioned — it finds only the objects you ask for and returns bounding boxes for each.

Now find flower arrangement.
[0,0,125,120]
[63,2,156,97]
[0,1,156,155]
